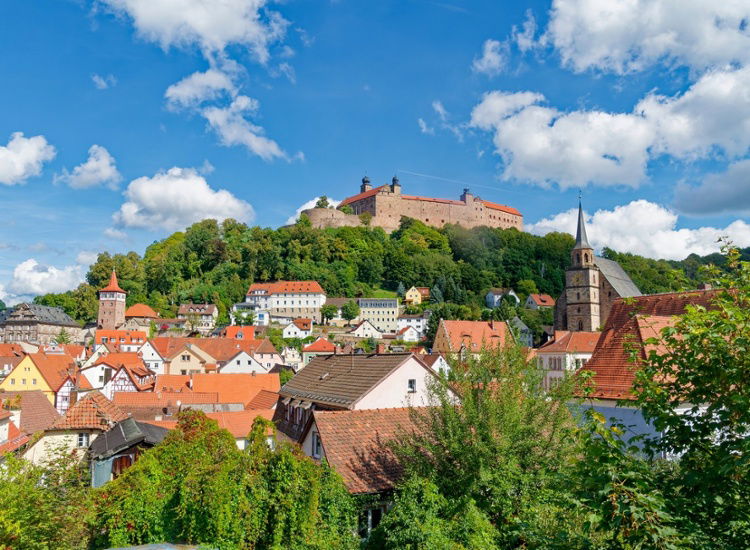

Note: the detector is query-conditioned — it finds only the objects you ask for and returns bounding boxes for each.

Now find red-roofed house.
[237,281,327,325]
[0,412,29,456]
[147,409,276,449]
[221,325,255,340]
[81,352,153,394]
[282,318,314,339]
[94,330,147,352]
[432,319,509,358]
[303,177,522,233]
[23,391,128,465]
[537,330,600,389]
[302,337,337,366]
[525,293,556,310]
[123,303,160,332]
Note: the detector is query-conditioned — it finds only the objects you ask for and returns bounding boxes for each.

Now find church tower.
[97,270,127,330]
[564,201,601,332]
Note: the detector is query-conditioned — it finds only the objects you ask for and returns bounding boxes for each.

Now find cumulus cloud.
[201,95,289,161]
[165,68,236,110]
[54,145,122,189]
[675,159,750,216]
[76,250,101,267]
[0,132,56,185]
[92,73,117,89]
[472,39,508,76]
[527,200,750,260]
[512,10,538,53]
[285,196,341,225]
[5,259,84,297]
[545,0,750,74]
[113,166,254,231]
[97,0,288,63]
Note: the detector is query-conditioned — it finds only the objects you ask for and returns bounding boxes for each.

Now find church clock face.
[573,273,582,285]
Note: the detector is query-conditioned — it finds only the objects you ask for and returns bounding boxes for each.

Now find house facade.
[282,318,313,339]
[358,298,399,333]
[241,281,327,323]
[404,286,430,305]
[0,303,82,345]
[537,330,599,389]
[349,320,383,339]
[432,319,509,358]
[397,311,430,338]
[485,288,520,308]
[177,303,218,335]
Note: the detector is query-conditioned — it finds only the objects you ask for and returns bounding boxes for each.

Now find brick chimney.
[376,343,386,354]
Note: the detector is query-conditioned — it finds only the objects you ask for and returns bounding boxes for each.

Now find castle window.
[584,253,590,263]
[577,292,580,300]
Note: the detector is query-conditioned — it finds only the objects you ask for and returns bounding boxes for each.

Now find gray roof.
[574,201,591,249]
[89,417,169,459]
[279,353,414,408]
[594,256,642,298]
[1,303,79,328]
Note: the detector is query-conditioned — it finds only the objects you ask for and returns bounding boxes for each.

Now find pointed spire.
[574,197,591,249]
[100,269,125,294]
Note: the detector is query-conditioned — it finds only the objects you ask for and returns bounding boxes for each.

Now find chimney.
[376,343,386,354]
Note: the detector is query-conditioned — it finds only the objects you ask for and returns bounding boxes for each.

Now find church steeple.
[571,197,594,268]
[574,199,590,249]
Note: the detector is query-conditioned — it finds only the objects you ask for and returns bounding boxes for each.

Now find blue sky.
[1,0,749,302]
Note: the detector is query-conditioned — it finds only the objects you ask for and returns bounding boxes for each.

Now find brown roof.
[582,290,719,400]
[246,389,280,409]
[0,390,60,434]
[191,373,280,405]
[420,353,446,368]
[538,331,600,354]
[528,293,555,307]
[150,337,265,362]
[292,318,312,331]
[50,391,129,431]
[125,303,159,318]
[246,281,325,295]
[324,297,351,308]
[279,353,415,408]
[178,303,217,315]
[100,270,125,293]
[312,407,420,494]
[440,320,508,352]
[302,337,336,353]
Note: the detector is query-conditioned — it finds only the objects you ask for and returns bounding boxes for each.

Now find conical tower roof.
[100,269,125,294]
[574,200,591,249]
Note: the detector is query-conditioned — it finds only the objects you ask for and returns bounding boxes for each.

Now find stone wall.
[303,208,362,229]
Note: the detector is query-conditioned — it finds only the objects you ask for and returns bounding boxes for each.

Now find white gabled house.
[282,318,313,339]
[396,325,420,342]
[218,350,268,374]
[349,320,382,339]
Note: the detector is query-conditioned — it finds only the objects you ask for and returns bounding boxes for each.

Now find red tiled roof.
[149,337,263,362]
[0,421,30,455]
[191,373,280,405]
[100,270,125,293]
[50,391,129,431]
[338,185,389,206]
[303,337,336,353]
[95,330,147,346]
[125,303,159,318]
[94,352,145,368]
[401,194,464,206]
[416,287,430,297]
[293,318,312,331]
[0,390,60,433]
[246,389,279,409]
[312,407,421,494]
[222,326,255,340]
[440,320,508,352]
[582,290,719,400]
[481,200,522,217]
[246,281,325,295]
[528,293,555,307]
[26,353,93,392]
[538,331,600,354]
[145,409,275,438]
[0,344,25,357]
[153,374,191,392]
[113,391,219,406]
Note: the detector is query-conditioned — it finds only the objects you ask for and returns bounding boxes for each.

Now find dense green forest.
[33,215,743,325]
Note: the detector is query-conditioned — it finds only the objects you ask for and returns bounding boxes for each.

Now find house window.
[312,432,323,459]
[77,433,90,448]
[407,379,417,393]
[181,355,190,361]
[32,378,36,385]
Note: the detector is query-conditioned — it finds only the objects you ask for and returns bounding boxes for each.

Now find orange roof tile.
[303,337,336,353]
[0,420,30,455]
[190,373,280,405]
[582,290,719,400]
[50,391,129,431]
[100,270,125,294]
[440,320,508,352]
[481,200,522,216]
[95,330,147,346]
[26,353,92,392]
[338,184,389,206]
[94,352,145,368]
[125,303,159,318]
[312,407,421,494]
[222,326,255,340]
[528,293,555,307]
[292,318,312,331]
[246,281,325,295]
[246,389,279,409]
[0,343,25,357]
[145,409,275,438]
[153,374,191,392]
[538,331,600,354]
[112,391,219,406]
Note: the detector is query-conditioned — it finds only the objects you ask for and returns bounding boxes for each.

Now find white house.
[349,320,382,339]
[396,325,420,343]
[537,331,599,389]
[282,318,313,339]
[397,311,431,338]
[241,281,327,323]
[137,340,166,375]
[281,347,302,370]
[485,288,520,308]
[218,350,268,374]
[101,364,155,400]
[420,353,451,376]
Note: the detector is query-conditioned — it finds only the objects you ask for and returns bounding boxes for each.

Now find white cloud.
[417,118,434,135]
[5,259,84,297]
[432,100,448,121]
[104,227,128,240]
[76,250,101,267]
[201,95,289,161]
[0,132,56,185]
[92,73,117,89]
[54,145,122,189]
[165,68,236,110]
[98,0,288,63]
[545,0,750,74]
[470,91,653,188]
[472,39,508,76]
[512,10,537,53]
[113,166,254,231]
[527,200,750,260]
[675,159,750,215]
[285,196,341,225]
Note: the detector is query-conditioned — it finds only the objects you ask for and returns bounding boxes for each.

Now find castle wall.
[303,208,362,229]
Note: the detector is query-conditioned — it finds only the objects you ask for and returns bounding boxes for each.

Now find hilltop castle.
[303,176,523,233]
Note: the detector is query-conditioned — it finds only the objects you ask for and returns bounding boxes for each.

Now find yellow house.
[0,353,92,413]
[404,286,430,306]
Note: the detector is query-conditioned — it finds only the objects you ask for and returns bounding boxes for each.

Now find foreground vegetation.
[3,249,748,549]
[33,216,741,327]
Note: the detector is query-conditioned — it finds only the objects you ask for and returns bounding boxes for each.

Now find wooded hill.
[33,215,743,325]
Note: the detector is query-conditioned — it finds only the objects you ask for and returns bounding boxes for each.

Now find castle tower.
[564,200,600,332]
[360,175,372,193]
[97,269,127,330]
[390,175,401,195]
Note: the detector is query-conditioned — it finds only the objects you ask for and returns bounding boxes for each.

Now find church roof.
[574,200,591,249]
[594,256,642,298]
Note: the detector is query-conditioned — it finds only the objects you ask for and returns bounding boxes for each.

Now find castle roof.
[339,185,389,206]
[481,200,522,217]
[100,270,125,294]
